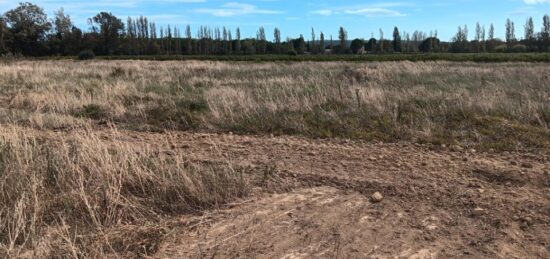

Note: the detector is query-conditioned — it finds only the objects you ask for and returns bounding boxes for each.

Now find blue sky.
[1,0,549,41]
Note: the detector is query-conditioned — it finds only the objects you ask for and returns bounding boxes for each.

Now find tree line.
[1,2,550,57]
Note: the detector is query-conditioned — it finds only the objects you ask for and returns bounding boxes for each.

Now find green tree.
[481,25,486,52]
[350,38,364,54]
[67,26,83,55]
[475,22,482,41]
[543,14,550,36]
[294,34,306,54]
[524,17,534,40]
[256,26,266,54]
[235,27,241,53]
[366,38,377,52]
[310,28,317,53]
[524,17,535,50]
[185,25,192,54]
[274,27,281,53]
[137,16,148,39]
[378,28,384,52]
[51,8,76,55]
[126,17,137,54]
[4,2,51,55]
[486,23,496,52]
[392,26,402,52]
[91,12,125,55]
[419,37,440,52]
[126,17,135,39]
[451,25,469,52]
[338,26,347,53]
[542,15,550,51]
[227,29,232,54]
[274,27,281,44]
[0,16,7,54]
[473,22,483,52]
[54,8,72,37]
[319,32,325,54]
[505,18,516,46]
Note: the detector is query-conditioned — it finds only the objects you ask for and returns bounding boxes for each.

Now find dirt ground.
[36,127,549,259]
[7,121,546,258]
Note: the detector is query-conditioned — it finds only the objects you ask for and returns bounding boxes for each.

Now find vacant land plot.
[0,60,548,258]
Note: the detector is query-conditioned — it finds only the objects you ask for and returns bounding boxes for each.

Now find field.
[0,60,549,258]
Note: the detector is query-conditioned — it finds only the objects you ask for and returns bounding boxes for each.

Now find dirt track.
[38,128,550,258]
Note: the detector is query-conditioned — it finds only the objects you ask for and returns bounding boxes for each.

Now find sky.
[0,0,550,41]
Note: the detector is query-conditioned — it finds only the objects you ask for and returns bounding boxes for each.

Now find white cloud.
[311,2,408,17]
[524,0,550,4]
[345,8,405,17]
[311,9,333,16]
[195,2,281,17]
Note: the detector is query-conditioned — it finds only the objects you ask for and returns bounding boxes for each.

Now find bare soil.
[38,127,549,258]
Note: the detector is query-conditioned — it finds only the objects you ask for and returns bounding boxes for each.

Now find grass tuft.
[0,127,248,257]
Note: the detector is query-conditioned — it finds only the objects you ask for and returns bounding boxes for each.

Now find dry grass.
[0,125,248,257]
[1,60,548,150]
[0,60,549,257]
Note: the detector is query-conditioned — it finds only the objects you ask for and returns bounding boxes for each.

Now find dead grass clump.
[0,126,248,257]
[74,104,111,120]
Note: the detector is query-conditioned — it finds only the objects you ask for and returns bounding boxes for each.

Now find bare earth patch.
[29,127,549,258]
[157,134,549,258]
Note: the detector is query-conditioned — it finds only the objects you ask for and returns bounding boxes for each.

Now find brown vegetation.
[0,126,248,257]
[1,60,549,151]
[0,60,548,258]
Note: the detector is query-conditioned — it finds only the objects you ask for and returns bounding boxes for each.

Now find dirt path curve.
[30,127,550,258]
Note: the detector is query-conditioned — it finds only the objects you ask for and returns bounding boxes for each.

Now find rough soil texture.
[38,128,550,258]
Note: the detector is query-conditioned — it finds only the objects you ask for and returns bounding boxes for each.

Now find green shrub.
[77,50,95,60]
[494,45,508,53]
[511,44,527,53]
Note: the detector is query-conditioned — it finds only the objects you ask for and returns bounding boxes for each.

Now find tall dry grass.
[0,125,248,257]
[0,60,548,150]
